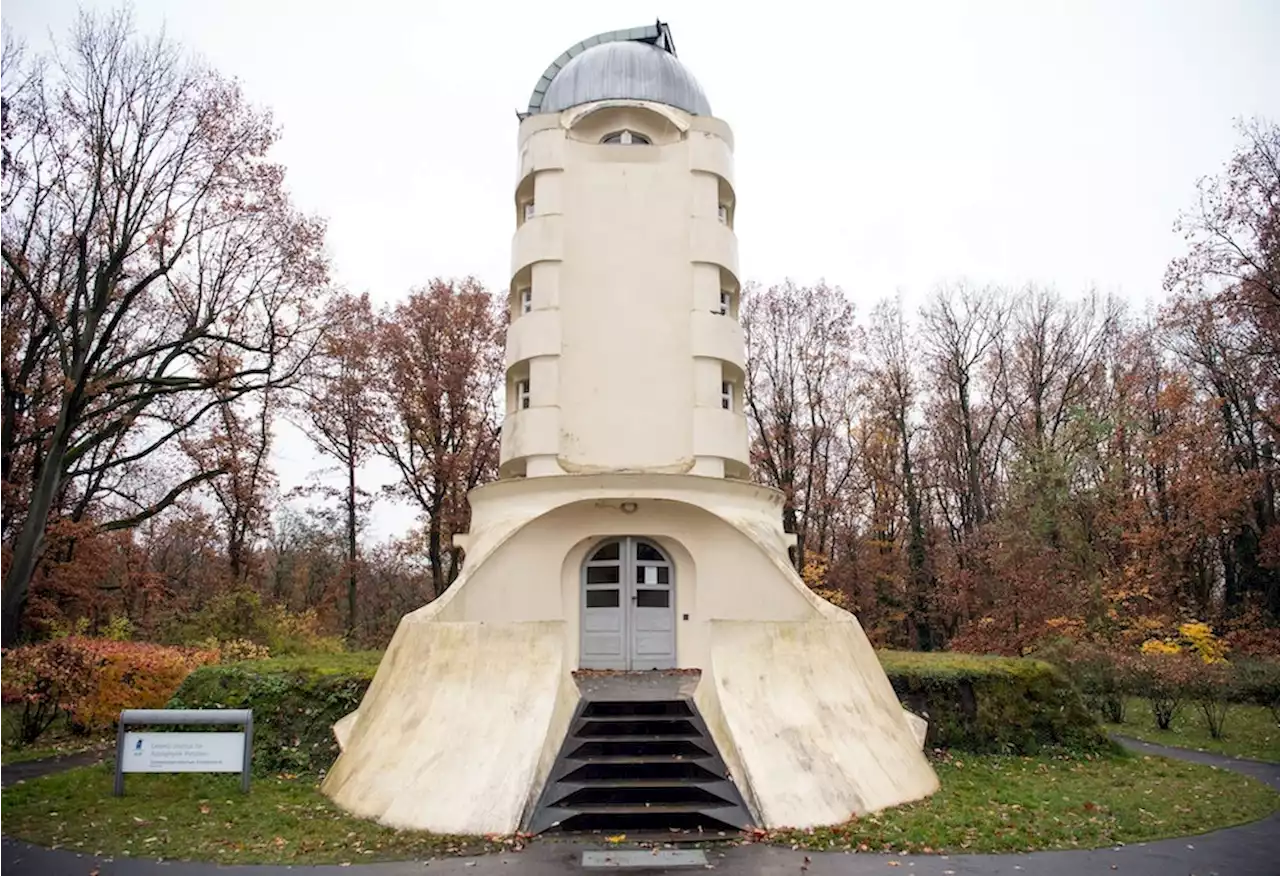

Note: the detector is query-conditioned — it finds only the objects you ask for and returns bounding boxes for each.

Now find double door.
[580,537,675,670]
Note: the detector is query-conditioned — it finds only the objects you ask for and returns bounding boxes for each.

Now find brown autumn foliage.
[743,118,1279,655]
[370,278,503,599]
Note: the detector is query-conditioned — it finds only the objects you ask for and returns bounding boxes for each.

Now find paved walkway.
[3,738,1277,875]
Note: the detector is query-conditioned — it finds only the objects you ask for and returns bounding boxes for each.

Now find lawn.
[767,749,1280,854]
[1106,698,1280,763]
[1,764,506,864]
[4,750,1276,862]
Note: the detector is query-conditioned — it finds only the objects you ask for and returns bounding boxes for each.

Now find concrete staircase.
[526,697,753,835]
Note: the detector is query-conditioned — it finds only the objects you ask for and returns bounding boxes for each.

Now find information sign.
[121,731,245,773]
[113,708,254,796]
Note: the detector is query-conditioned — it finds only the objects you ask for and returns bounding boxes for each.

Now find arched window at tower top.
[601,130,651,146]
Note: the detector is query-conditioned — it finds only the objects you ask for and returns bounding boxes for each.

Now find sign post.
[113,708,254,796]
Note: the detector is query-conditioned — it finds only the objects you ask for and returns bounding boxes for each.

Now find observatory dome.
[539,40,711,116]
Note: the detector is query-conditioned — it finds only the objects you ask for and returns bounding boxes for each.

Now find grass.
[1,764,506,864]
[4,751,1277,862]
[1106,697,1280,763]
[766,749,1280,854]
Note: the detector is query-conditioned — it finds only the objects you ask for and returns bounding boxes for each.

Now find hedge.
[168,649,1109,774]
[880,650,1113,755]
[166,652,382,774]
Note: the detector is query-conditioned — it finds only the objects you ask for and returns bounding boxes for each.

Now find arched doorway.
[581,537,675,670]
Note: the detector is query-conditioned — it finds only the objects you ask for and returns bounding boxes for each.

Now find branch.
[98,466,226,531]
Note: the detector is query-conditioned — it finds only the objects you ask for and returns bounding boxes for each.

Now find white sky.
[5,0,1279,542]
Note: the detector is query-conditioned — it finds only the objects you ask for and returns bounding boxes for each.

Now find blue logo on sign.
[134,739,143,754]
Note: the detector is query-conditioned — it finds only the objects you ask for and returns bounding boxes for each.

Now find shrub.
[0,639,97,745]
[1131,651,1201,730]
[161,588,346,656]
[201,637,273,662]
[72,639,219,731]
[1,638,216,742]
[1234,660,1280,724]
[879,650,1113,755]
[1032,638,1140,724]
[167,652,382,774]
[1184,661,1237,740]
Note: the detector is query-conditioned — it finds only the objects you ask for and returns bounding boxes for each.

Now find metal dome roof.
[524,22,711,118]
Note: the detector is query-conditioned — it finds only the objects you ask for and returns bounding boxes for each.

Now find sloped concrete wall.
[321,619,565,834]
[708,620,940,828]
[520,669,583,828]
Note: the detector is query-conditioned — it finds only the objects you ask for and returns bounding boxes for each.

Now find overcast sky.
[5,0,1279,541]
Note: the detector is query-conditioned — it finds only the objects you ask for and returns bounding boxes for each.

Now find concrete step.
[527,694,754,836]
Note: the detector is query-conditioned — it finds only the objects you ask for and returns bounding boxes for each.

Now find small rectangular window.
[586,589,621,608]
[721,381,732,411]
[523,201,535,221]
[520,288,532,314]
[636,590,670,609]
[719,291,732,316]
[516,379,530,410]
[586,565,621,585]
[717,204,728,224]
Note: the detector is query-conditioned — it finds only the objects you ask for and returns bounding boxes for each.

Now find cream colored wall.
[448,497,814,671]
[501,100,747,479]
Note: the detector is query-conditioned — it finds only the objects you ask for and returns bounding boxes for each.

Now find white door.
[580,537,676,670]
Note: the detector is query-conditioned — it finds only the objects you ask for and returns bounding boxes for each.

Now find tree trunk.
[2,409,75,645]
[427,503,445,599]
[899,411,934,651]
[783,502,802,571]
[346,453,358,638]
[959,376,984,532]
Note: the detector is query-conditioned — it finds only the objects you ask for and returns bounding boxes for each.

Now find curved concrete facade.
[322,25,938,836]
[501,101,746,479]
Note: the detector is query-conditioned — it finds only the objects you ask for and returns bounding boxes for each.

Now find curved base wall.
[321,474,938,834]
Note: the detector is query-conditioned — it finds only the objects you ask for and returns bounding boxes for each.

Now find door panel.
[580,537,676,670]
[630,551,675,669]
[581,544,626,669]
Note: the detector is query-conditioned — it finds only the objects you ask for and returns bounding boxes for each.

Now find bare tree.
[293,292,377,636]
[920,283,1011,539]
[865,296,935,648]
[181,391,277,582]
[0,10,328,643]
[742,280,857,571]
[1007,286,1118,460]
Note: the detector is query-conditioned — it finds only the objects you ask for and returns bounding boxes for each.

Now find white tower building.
[322,22,938,836]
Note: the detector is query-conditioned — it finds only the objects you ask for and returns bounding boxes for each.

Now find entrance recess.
[581,537,676,670]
